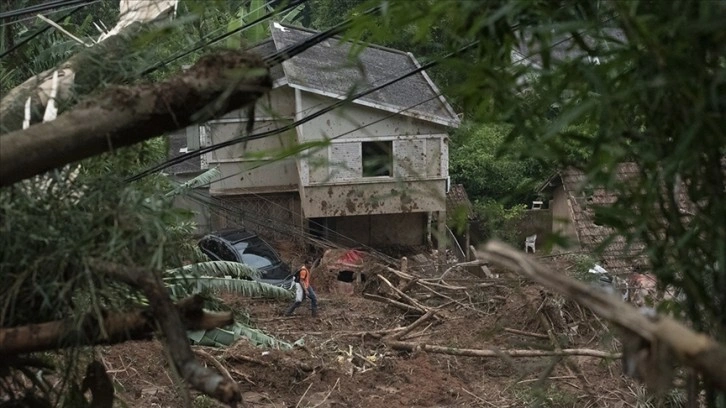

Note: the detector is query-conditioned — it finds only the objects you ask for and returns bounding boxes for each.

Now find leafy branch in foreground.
[164,260,294,348]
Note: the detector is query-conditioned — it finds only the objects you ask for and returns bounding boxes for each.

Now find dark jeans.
[286,286,318,316]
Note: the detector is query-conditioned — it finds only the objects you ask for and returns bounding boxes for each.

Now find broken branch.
[503,327,550,339]
[0,295,232,356]
[390,311,436,340]
[386,340,620,359]
[376,274,431,313]
[362,293,424,314]
[0,50,271,187]
[90,260,241,404]
[436,260,486,283]
[478,240,726,391]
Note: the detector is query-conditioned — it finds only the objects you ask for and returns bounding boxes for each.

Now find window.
[217,243,239,262]
[362,141,393,177]
[233,240,276,269]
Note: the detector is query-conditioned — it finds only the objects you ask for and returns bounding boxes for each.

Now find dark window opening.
[362,141,392,177]
[337,271,366,283]
[218,243,238,262]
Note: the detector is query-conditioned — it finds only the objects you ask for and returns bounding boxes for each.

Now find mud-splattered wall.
[295,91,449,219]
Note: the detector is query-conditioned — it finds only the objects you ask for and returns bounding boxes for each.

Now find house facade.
[169,22,460,247]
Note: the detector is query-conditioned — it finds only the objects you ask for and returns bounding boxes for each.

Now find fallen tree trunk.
[91,260,241,404]
[0,295,231,356]
[478,240,726,391]
[0,0,178,132]
[386,340,620,359]
[0,49,271,187]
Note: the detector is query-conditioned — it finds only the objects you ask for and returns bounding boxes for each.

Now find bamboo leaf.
[164,276,293,300]
[165,167,221,197]
[165,261,261,280]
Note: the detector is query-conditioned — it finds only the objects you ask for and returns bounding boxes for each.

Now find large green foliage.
[344,0,725,402]
[450,122,550,204]
[0,141,185,328]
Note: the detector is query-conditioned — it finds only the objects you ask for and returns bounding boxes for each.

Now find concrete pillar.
[436,210,447,253]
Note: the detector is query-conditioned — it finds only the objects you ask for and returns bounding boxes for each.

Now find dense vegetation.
[1,0,724,405]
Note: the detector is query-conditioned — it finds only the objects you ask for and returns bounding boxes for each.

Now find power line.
[0,0,96,21]
[134,17,615,181]
[0,3,88,59]
[184,188,399,266]
[195,92,446,257]
[126,40,478,182]
[139,0,309,77]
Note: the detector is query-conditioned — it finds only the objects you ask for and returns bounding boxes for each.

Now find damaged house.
[169,22,460,247]
[537,163,699,277]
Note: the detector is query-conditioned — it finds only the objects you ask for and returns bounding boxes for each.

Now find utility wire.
[188,92,446,258]
[126,40,478,182]
[0,1,102,28]
[0,3,88,59]
[139,0,309,77]
[0,0,96,21]
[133,19,609,181]
[183,92,443,209]
[185,188,399,266]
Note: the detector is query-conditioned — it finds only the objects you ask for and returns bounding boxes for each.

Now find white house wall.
[295,91,449,218]
[207,120,299,194]
[204,87,300,195]
[296,92,448,143]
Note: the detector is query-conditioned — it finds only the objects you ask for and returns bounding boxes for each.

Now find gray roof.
[249,39,285,83]
[261,22,460,128]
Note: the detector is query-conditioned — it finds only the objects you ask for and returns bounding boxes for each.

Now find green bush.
[450,122,550,205]
[471,199,527,245]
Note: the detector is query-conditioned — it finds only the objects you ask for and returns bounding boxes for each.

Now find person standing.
[285,262,318,317]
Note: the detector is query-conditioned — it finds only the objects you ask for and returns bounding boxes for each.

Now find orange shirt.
[299,266,311,289]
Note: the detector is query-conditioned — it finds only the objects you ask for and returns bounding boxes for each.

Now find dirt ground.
[102,252,643,408]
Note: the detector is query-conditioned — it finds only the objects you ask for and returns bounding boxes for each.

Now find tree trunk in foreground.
[0,49,271,187]
[0,0,178,132]
[90,261,243,404]
[478,240,726,392]
[0,295,232,356]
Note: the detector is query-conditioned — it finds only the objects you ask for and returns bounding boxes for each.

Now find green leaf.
[165,261,261,280]
[188,322,297,349]
[164,277,294,300]
[165,167,221,197]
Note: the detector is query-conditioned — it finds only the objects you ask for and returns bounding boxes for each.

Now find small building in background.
[538,164,648,275]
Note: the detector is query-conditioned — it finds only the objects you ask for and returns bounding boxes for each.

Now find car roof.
[206,229,259,243]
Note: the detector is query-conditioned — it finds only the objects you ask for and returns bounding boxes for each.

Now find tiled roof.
[554,162,708,275]
[557,164,647,275]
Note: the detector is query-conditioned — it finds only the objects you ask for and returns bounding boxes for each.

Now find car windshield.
[232,240,277,269]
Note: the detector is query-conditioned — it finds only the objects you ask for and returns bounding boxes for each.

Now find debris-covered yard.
[103,247,649,408]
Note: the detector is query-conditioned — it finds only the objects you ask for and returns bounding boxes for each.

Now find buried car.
[198,229,294,289]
